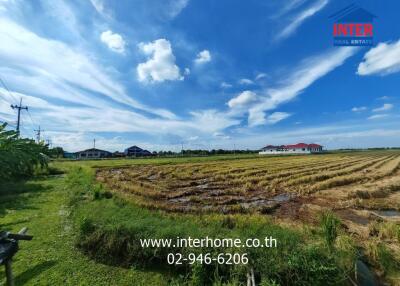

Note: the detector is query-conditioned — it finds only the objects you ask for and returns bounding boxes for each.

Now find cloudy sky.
[0,0,400,152]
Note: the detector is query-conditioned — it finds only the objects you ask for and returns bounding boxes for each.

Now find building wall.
[76,151,109,159]
[259,147,322,155]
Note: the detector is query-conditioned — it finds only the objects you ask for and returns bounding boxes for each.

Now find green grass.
[52,154,261,172]
[0,176,167,285]
[66,166,350,285]
[3,152,396,285]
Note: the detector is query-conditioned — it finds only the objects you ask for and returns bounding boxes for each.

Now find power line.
[0,75,18,105]
[20,123,35,140]
[27,109,37,127]
[0,76,40,135]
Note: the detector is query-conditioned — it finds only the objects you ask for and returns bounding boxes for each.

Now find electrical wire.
[0,75,19,105]
[27,109,37,127]
[0,75,42,138]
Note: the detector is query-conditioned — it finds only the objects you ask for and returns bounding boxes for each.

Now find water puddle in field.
[336,209,370,226]
[354,260,378,286]
[375,210,400,217]
[147,174,157,181]
[168,197,191,203]
[238,193,296,213]
[271,193,294,202]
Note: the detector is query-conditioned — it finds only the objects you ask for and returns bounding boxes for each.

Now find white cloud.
[0,0,9,12]
[100,30,126,53]
[167,0,189,18]
[0,87,241,149]
[184,67,190,75]
[276,0,329,40]
[357,40,400,76]
[43,0,82,39]
[248,110,291,126]
[351,106,367,112]
[372,103,393,112]
[248,109,266,126]
[278,0,307,15]
[266,112,291,124]
[238,78,254,85]
[90,0,104,13]
[368,114,389,120]
[378,96,390,100]
[213,132,231,140]
[228,90,258,109]
[0,18,177,118]
[0,18,242,146]
[221,82,232,88]
[255,73,267,80]
[194,50,211,64]
[89,0,113,19]
[189,109,239,133]
[247,47,357,126]
[137,38,183,83]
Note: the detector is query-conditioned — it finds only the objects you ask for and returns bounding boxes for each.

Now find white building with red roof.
[259,143,323,155]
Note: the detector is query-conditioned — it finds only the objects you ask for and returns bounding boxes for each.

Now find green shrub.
[320,211,341,252]
[0,123,48,182]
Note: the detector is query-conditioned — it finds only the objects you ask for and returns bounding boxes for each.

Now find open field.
[92,151,400,283]
[96,151,400,217]
[2,151,400,285]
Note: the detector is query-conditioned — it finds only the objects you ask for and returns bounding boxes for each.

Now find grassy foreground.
[62,164,355,285]
[0,176,167,285]
[1,153,399,285]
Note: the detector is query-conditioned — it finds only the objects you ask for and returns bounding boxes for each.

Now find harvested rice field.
[97,151,400,226]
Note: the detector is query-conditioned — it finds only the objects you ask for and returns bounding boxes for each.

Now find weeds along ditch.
[66,166,359,285]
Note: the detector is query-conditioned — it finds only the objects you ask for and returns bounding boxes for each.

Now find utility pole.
[93,139,96,149]
[34,126,43,143]
[10,98,28,136]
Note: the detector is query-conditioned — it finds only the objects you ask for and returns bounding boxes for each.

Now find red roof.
[285,143,309,148]
[308,143,322,148]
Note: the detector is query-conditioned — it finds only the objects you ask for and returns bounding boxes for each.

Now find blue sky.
[0,0,400,152]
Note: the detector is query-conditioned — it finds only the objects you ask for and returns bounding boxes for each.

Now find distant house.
[75,148,112,159]
[63,151,76,159]
[259,143,323,155]
[112,151,125,158]
[124,145,152,157]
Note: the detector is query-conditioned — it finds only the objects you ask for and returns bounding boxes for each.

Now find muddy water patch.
[168,197,191,203]
[336,209,370,226]
[147,174,158,181]
[374,209,400,217]
[271,193,295,202]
